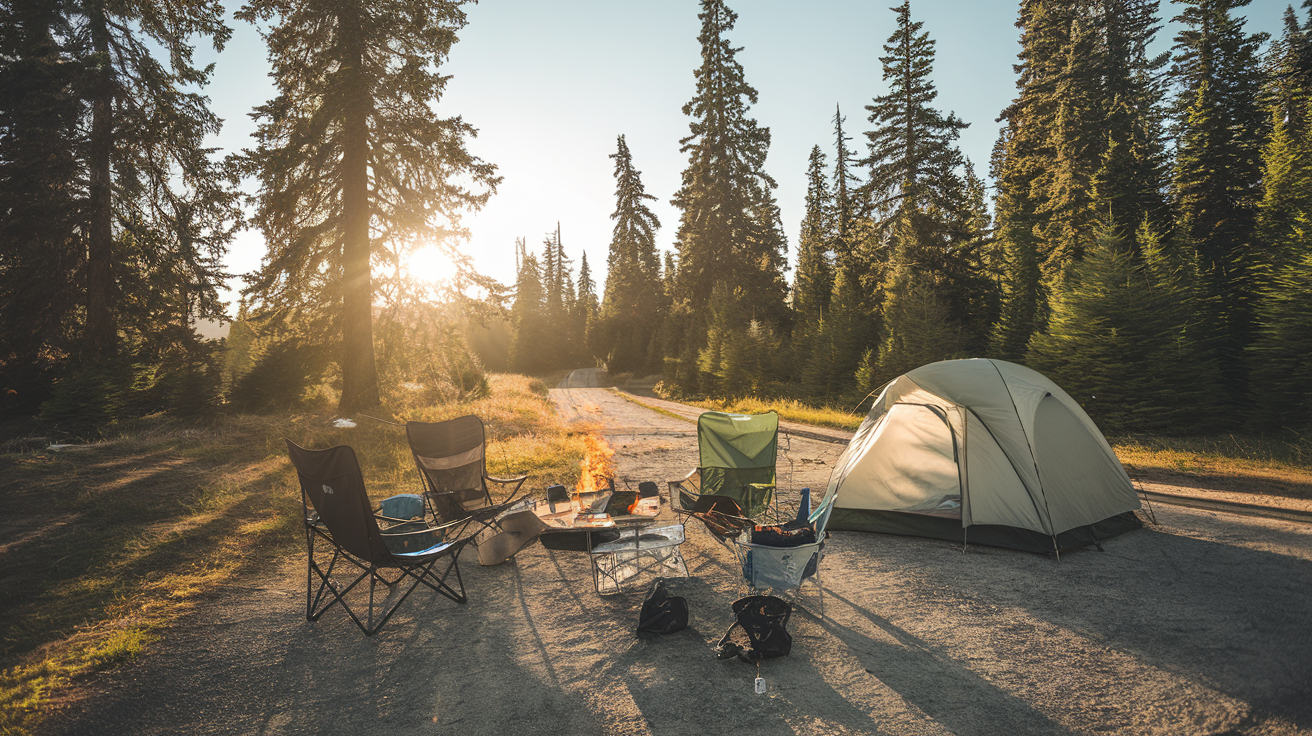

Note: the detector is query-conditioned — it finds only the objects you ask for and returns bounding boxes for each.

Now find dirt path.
[45,372,1312,735]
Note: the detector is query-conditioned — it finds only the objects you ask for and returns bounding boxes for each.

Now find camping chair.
[670,411,779,542]
[287,440,473,636]
[737,491,837,617]
[406,416,541,566]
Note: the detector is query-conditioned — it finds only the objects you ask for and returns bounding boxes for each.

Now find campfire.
[576,433,615,497]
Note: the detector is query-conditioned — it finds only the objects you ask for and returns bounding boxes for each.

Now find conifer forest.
[3,0,1310,436]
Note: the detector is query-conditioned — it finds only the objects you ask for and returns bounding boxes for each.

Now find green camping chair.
[669,411,779,520]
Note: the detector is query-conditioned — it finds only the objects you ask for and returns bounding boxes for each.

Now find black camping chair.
[287,440,473,636]
[405,416,540,565]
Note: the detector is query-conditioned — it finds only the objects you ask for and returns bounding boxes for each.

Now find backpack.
[716,595,792,663]
[636,578,689,635]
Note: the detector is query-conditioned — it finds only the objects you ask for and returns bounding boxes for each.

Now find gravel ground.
[44,370,1312,735]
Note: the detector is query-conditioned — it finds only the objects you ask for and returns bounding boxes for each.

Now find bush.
[37,364,132,431]
[227,339,330,414]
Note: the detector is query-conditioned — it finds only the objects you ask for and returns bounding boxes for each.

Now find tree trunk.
[337,26,379,414]
[85,4,115,360]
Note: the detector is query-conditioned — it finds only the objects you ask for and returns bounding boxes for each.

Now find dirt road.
[46,372,1312,735]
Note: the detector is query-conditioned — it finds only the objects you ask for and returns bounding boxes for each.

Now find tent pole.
[1134,478,1158,525]
[1051,535,1061,562]
[962,526,968,554]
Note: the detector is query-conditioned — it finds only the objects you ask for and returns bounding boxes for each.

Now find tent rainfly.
[826,358,1142,553]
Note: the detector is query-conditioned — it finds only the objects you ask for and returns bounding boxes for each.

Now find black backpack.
[716,595,792,663]
[637,578,689,635]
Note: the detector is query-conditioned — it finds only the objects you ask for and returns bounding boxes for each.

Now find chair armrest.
[484,474,529,506]
[486,474,528,484]
[669,468,698,485]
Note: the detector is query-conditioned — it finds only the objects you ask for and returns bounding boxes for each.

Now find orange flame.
[576,434,615,495]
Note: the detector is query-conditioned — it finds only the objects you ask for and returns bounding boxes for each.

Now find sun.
[403,245,458,285]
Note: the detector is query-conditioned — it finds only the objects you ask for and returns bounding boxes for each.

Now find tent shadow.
[882,517,1312,731]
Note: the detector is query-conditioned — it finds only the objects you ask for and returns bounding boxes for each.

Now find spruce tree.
[576,251,598,361]
[873,260,967,386]
[991,0,1074,357]
[1250,5,1312,429]
[668,0,788,392]
[1168,0,1268,409]
[1256,6,1312,271]
[508,240,548,374]
[992,0,1171,358]
[794,145,834,322]
[860,0,969,250]
[75,0,236,361]
[860,0,987,369]
[1250,250,1312,430]
[1028,227,1216,432]
[830,105,861,263]
[599,135,663,373]
[0,0,83,410]
[240,0,497,413]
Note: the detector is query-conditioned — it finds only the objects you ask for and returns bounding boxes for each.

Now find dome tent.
[826,359,1142,553]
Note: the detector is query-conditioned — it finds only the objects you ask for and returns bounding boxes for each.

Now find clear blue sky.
[200,0,1287,314]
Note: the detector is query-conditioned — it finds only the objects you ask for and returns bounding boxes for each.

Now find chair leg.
[815,568,824,619]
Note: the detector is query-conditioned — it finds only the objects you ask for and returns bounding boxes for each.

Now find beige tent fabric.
[1032,395,1139,534]
[830,358,1138,537]
[962,410,1045,532]
[834,403,960,513]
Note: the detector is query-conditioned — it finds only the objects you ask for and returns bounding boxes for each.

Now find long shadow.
[1133,466,1312,501]
[0,457,287,664]
[823,588,1081,735]
[861,518,1312,731]
[48,553,609,735]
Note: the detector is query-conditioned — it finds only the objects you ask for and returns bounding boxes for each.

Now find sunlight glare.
[404,245,458,285]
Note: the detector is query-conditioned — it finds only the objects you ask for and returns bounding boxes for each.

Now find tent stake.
[1051,536,1061,562]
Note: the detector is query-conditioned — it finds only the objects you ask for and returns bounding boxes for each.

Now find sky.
[199,0,1289,317]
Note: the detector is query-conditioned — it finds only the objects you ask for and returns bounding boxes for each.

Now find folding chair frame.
[304,509,473,636]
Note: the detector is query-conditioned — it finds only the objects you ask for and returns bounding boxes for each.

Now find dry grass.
[0,373,582,734]
[1111,433,1312,499]
[686,396,864,430]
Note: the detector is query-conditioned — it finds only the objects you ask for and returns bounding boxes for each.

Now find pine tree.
[0,0,83,410]
[991,0,1074,357]
[830,105,861,264]
[1093,0,1172,243]
[860,0,987,369]
[240,0,497,413]
[1256,6,1312,271]
[1168,0,1268,409]
[576,252,599,363]
[860,0,969,252]
[508,240,548,374]
[599,135,663,373]
[1249,4,1312,430]
[873,260,967,386]
[75,0,236,361]
[1027,227,1216,432]
[1033,10,1102,271]
[669,0,788,386]
[1250,249,1312,430]
[793,145,834,322]
[992,0,1171,358]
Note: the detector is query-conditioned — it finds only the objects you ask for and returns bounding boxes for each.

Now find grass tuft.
[684,396,864,430]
